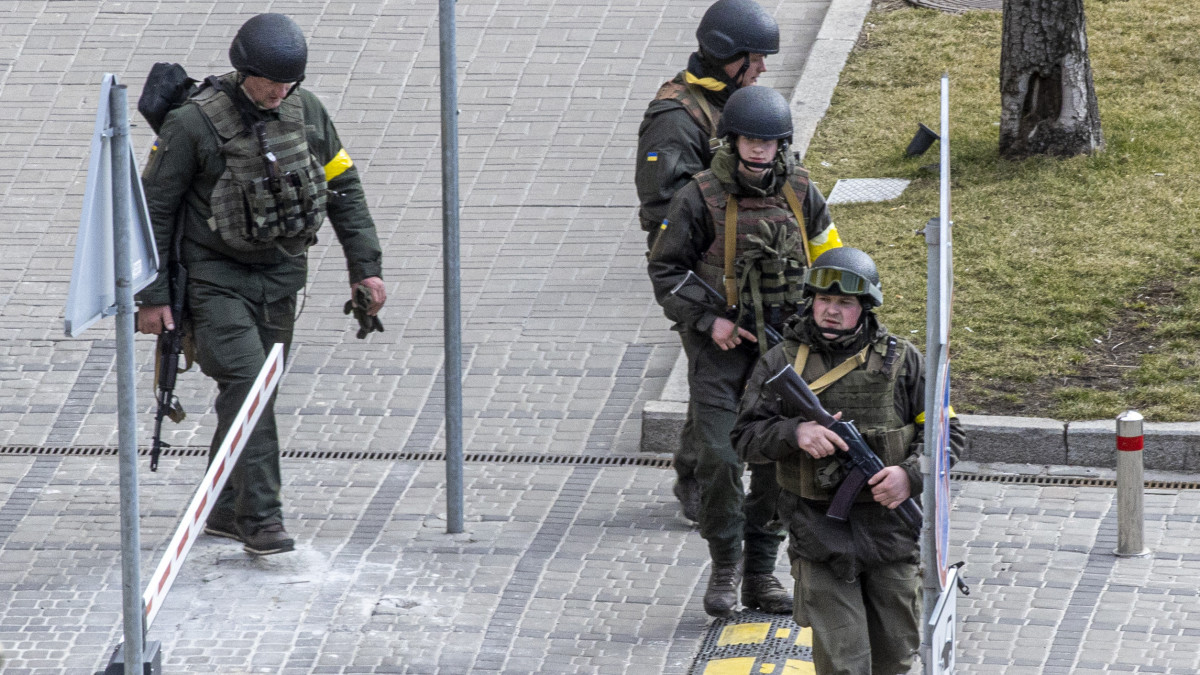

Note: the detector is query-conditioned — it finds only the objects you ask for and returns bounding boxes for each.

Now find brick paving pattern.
[2,0,1200,674]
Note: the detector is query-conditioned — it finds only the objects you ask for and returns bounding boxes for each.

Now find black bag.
[138,62,199,134]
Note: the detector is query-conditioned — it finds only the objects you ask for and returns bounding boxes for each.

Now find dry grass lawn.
[805,0,1200,420]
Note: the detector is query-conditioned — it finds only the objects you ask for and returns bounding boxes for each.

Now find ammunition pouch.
[194,74,328,255]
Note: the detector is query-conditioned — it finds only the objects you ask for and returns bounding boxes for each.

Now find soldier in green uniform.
[636,0,780,524]
[732,248,966,674]
[648,85,841,617]
[135,13,386,556]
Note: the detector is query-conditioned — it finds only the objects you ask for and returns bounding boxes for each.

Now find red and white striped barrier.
[142,343,285,628]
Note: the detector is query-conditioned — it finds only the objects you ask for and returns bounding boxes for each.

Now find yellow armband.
[915,407,956,425]
[807,224,843,262]
[324,148,354,181]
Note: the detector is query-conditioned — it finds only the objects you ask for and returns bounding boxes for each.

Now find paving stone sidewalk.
[3,0,1200,673]
[2,455,1200,673]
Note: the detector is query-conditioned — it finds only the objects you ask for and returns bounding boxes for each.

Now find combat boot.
[243,522,295,556]
[673,476,701,523]
[704,560,743,618]
[742,573,793,614]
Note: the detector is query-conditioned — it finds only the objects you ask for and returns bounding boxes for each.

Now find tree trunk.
[999,0,1104,158]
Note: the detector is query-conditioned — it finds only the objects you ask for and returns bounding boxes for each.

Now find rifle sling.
[684,80,718,138]
[782,181,811,267]
[793,344,871,395]
[723,195,737,311]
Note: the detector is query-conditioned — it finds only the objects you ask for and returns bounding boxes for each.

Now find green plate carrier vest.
[776,335,917,502]
[694,170,812,347]
[194,74,328,255]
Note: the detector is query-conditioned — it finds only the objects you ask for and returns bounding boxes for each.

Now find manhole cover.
[826,178,910,205]
[907,0,1002,12]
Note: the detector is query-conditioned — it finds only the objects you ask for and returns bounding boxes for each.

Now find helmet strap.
[817,322,861,339]
[738,156,775,171]
[730,54,752,88]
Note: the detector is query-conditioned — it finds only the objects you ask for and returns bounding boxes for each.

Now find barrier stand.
[97,343,285,675]
[1114,410,1150,558]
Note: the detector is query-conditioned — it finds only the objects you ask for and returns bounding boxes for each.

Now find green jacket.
[136,77,383,307]
[635,70,722,232]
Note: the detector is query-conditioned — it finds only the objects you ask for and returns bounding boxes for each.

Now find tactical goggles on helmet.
[804,267,872,295]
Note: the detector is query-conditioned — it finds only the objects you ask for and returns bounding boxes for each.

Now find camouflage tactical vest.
[653,73,720,142]
[775,335,917,501]
[193,75,328,255]
[694,170,811,343]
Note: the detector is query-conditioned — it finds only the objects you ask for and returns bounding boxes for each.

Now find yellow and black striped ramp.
[690,610,815,674]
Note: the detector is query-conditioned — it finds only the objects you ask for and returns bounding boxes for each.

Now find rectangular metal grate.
[0,445,673,469]
[948,471,1200,491]
[1,445,1196,487]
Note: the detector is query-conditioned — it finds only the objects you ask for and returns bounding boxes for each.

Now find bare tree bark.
[999,0,1104,158]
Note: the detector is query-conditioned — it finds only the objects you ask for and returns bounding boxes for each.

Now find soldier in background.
[648,85,840,617]
[136,13,386,556]
[636,0,780,524]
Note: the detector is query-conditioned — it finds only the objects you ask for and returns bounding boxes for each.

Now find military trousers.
[691,401,785,573]
[674,378,698,482]
[189,279,295,533]
[792,556,921,675]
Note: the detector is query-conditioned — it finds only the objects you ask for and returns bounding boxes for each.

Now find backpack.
[137,62,199,134]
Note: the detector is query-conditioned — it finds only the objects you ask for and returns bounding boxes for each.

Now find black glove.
[344,285,384,339]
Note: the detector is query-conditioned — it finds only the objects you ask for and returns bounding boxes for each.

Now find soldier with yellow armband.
[647,85,839,618]
[636,0,782,526]
[732,248,966,675]
[135,13,386,556]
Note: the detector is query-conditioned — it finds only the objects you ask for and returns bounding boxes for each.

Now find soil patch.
[968,282,1178,416]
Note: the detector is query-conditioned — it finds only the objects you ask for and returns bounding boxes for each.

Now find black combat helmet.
[803,247,885,309]
[718,85,793,142]
[697,0,781,62]
[229,13,308,83]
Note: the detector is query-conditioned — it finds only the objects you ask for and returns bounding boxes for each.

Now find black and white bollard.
[1115,411,1150,557]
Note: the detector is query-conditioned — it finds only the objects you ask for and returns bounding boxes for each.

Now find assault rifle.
[763,364,922,535]
[668,270,782,348]
[149,221,188,471]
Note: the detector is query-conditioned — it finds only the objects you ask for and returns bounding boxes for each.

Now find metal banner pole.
[920,217,941,675]
[439,0,464,533]
[921,72,952,674]
[110,82,145,675]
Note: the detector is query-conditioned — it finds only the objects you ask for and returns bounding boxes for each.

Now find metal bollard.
[1114,411,1150,557]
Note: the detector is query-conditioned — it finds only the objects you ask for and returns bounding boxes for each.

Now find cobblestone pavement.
[2,456,1199,673]
[3,0,1200,673]
[0,0,826,454]
[0,0,829,672]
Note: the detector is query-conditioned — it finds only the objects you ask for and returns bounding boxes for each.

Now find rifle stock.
[763,364,922,535]
[668,270,783,348]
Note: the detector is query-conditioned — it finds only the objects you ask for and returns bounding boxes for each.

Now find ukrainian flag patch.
[646,152,658,162]
[660,219,668,230]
